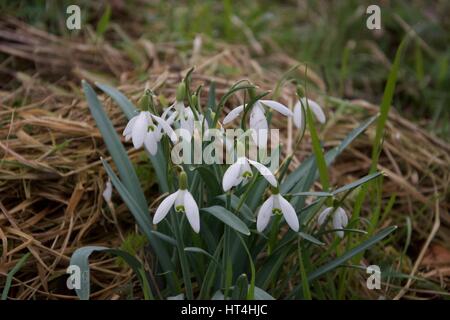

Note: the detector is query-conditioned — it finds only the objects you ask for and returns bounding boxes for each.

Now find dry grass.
[0,16,449,299]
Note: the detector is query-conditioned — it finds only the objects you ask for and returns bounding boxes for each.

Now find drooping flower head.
[257,188,299,232]
[153,171,200,233]
[222,156,277,192]
[317,206,348,238]
[293,97,326,131]
[123,91,177,154]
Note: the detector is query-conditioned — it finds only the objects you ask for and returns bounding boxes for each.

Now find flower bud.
[296,85,305,98]
[139,91,150,110]
[176,82,186,102]
[191,94,198,108]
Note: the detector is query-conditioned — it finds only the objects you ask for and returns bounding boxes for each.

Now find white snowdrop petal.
[249,104,268,148]
[102,180,113,202]
[152,114,178,143]
[144,132,158,155]
[248,159,277,187]
[153,191,179,224]
[123,115,138,136]
[222,161,242,191]
[260,100,293,117]
[161,105,175,120]
[293,101,304,130]
[184,191,200,233]
[223,105,244,124]
[131,112,148,149]
[317,207,333,226]
[277,195,299,232]
[333,207,348,231]
[180,110,194,136]
[166,110,178,125]
[302,98,326,124]
[257,196,274,232]
[337,207,348,227]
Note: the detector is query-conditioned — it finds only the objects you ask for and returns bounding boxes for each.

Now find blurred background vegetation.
[2,0,449,138]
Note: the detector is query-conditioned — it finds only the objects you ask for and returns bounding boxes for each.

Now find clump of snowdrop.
[153,171,200,233]
[317,206,349,238]
[77,71,388,301]
[257,188,299,232]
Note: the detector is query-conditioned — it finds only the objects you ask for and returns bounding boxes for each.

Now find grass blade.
[1,253,30,300]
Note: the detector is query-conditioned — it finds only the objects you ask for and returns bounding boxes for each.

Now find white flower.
[223,100,293,147]
[222,157,277,191]
[293,98,326,131]
[317,206,348,238]
[102,179,113,203]
[123,111,177,155]
[170,101,197,141]
[256,193,299,232]
[153,188,200,233]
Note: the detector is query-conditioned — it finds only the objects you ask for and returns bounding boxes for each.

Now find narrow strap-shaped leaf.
[201,206,250,236]
[95,82,137,119]
[184,247,221,267]
[333,172,383,195]
[216,194,255,222]
[102,159,177,290]
[82,81,148,211]
[69,246,150,300]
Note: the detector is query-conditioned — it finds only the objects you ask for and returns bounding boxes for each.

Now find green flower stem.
[170,211,193,299]
[223,191,233,297]
[267,214,282,255]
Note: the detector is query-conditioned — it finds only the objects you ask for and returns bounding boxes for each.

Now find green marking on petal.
[272,208,282,215]
[175,205,185,213]
[242,171,253,178]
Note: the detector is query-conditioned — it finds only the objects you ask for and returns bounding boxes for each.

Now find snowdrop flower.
[153,172,200,233]
[222,157,277,191]
[155,106,178,141]
[223,99,293,147]
[317,206,348,238]
[123,111,177,155]
[102,179,113,203]
[293,98,326,131]
[167,82,199,141]
[256,190,299,232]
